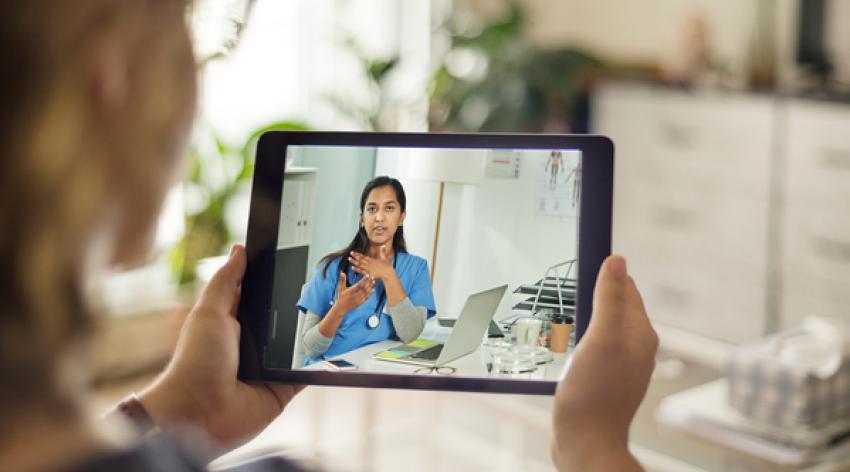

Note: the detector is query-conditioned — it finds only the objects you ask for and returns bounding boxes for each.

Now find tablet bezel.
[237,132,613,395]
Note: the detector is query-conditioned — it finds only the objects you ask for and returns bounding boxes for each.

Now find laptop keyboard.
[410,344,443,361]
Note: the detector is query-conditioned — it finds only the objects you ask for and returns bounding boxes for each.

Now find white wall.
[464,0,799,88]
[289,146,377,279]
[376,148,580,320]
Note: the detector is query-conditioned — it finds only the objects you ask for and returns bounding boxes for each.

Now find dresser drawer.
[602,86,773,203]
[615,185,769,261]
[782,204,850,284]
[784,101,850,211]
[635,263,766,343]
[597,83,774,343]
[779,273,850,329]
[644,92,773,184]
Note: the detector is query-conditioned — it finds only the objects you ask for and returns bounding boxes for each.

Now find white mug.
[514,318,542,347]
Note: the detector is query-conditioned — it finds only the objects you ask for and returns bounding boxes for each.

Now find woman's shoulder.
[63,434,313,472]
[316,254,343,279]
[398,252,428,271]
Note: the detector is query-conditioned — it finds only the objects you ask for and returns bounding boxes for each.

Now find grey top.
[301,297,428,360]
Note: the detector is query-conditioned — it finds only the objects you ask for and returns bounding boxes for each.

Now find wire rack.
[512,259,577,317]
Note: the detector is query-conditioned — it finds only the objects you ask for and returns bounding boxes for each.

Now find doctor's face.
[361,185,405,247]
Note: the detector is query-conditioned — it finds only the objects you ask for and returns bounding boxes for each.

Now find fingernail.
[229,245,238,259]
[607,255,627,280]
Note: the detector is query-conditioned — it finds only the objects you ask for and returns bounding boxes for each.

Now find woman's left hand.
[139,245,303,452]
[349,246,394,281]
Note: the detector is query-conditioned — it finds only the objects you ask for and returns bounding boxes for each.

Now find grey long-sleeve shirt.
[300,297,427,360]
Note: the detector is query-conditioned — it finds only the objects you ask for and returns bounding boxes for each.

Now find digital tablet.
[237,132,613,395]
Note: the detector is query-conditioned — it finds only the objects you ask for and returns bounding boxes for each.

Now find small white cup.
[515,318,542,347]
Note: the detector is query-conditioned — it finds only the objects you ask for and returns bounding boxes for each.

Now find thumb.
[586,255,629,338]
[199,244,247,314]
[338,272,347,295]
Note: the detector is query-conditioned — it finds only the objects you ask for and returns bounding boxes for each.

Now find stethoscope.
[366,254,397,329]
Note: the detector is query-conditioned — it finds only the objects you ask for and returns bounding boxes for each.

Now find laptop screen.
[264,144,580,381]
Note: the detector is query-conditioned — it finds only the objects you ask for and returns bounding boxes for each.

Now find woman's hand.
[334,271,375,313]
[316,271,375,339]
[550,256,658,471]
[139,245,303,453]
[349,246,395,281]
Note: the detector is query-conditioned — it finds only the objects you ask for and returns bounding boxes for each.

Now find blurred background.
[90,0,850,470]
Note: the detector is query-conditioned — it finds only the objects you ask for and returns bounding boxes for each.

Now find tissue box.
[726,334,850,428]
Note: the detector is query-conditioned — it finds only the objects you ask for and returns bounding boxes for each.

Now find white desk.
[303,320,570,381]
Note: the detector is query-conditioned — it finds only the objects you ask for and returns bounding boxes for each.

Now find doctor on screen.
[297,176,437,365]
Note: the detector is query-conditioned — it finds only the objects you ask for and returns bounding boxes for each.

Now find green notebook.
[374,338,439,359]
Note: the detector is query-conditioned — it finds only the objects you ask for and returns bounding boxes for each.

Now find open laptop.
[372,285,508,367]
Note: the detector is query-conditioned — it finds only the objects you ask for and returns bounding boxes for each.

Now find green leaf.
[172,119,311,285]
[367,57,400,84]
[239,120,310,166]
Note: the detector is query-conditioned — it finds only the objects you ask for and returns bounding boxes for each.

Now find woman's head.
[0,0,195,417]
[359,176,407,249]
[321,176,408,276]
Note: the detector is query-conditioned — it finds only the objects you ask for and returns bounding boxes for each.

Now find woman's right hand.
[550,256,657,471]
[334,272,374,313]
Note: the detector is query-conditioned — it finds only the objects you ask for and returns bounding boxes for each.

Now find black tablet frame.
[237,132,613,395]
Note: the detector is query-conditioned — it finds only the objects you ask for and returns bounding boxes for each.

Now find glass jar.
[534,308,554,348]
[490,346,539,379]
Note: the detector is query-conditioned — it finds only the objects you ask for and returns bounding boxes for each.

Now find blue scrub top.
[297,251,437,365]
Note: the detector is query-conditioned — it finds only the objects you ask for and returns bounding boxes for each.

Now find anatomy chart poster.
[535,149,580,220]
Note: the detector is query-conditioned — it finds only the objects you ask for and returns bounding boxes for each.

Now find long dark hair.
[320,176,408,280]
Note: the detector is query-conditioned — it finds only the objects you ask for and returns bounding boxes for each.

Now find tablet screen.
[263,144,581,382]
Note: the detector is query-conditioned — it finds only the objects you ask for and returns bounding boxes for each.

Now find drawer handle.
[817,148,850,172]
[812,236,850,263]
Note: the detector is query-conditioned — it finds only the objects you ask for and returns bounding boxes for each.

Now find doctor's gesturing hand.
[349,246,395,281]
[316,272,375,339]
[334,272,375,313]
[349,245,408,307]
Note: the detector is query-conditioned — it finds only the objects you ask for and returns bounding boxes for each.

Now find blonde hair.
[0,0,196,419]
